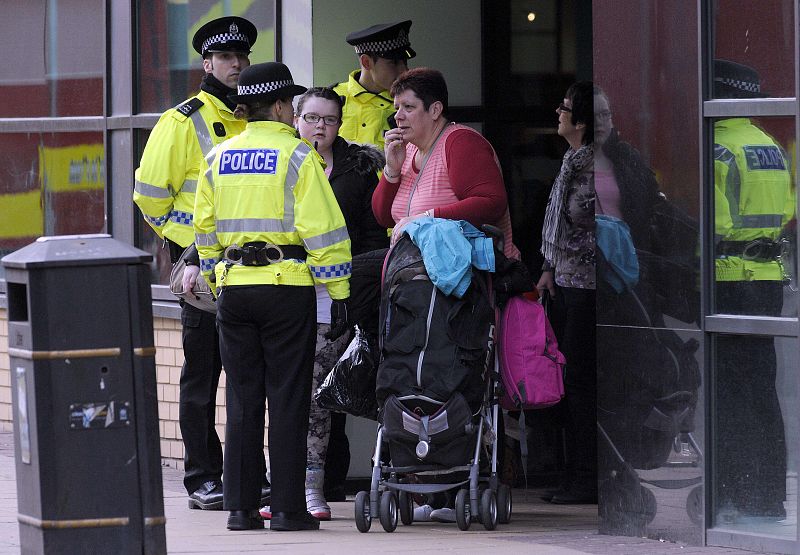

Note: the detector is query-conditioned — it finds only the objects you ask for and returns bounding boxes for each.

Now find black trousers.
[549,286,597,491]
[716,280,786,515]
[217,285,316,512]
[179,302,224,494]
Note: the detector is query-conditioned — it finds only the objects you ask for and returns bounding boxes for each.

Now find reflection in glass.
[713,336,796,538]
[0,0,104,117]
[0,132,105,279]
[594,1,703,545]
[713,0,795,99]
[594,87,700,328]
[598,325,703,542]
[712,114,796,316]
[137,1,275,113]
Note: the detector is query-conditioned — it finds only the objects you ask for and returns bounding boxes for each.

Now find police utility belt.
[716,238,788,262]
[224,242,307,266]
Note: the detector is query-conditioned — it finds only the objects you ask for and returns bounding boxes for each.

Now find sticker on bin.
[69,401,131,430]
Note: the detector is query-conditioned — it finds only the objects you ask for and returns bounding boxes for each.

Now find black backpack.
[375,235,494,466]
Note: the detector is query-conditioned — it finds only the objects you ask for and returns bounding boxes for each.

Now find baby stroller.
[596,245,703,533]
[353,225,511,533]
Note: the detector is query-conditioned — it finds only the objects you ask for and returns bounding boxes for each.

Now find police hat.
[346,20,416,60]
[714,59,768,98]
[192,16,257,57]
[228,62,307,104]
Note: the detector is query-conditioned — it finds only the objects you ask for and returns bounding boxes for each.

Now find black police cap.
[192,16,257,57]
[346,20,416,60]
[714,59,768,98]
[228,62,307,105]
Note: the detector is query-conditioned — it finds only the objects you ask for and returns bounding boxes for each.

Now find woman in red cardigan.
[372,67,519,260]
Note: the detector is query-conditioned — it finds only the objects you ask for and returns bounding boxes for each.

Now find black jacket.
[328,136,389,255]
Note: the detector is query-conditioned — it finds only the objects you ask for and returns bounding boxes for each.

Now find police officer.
[333,20,416,149]
[194,62,352,531]
[713,59,795,521]
[133,16,269,511]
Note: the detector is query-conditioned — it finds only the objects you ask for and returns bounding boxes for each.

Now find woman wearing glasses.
[537,81,597,505]
[259,87,387,523]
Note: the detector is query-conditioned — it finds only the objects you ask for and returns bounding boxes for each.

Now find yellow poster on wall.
[0,190,43,239]
[38,144,105,192]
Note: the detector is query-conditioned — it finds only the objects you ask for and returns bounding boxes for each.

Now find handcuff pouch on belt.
[716,238,788,263]
[224,241,307,266]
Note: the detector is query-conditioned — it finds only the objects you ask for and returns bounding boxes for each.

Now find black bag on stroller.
[376,234,493,467]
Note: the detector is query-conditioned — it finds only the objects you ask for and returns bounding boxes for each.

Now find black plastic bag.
[314,326,378,420]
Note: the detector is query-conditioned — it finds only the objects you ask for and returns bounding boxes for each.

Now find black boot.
[227,510,264,531]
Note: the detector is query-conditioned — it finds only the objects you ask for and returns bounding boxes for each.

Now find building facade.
[0,1,798,552]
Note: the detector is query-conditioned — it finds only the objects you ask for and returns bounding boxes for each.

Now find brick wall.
[0,309,267,469]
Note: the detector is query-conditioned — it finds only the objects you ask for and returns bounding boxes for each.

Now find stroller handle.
[480,224,504,251]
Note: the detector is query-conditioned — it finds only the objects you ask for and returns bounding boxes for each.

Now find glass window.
[0,132,105,279]
[594,1,701,329]
[713,335,797,538]
[598,327,703,543]
[136,1,275,113]
[0,0,104,117]
[713,0,795,99]
[594,0,702,546]
[712,116,796,317]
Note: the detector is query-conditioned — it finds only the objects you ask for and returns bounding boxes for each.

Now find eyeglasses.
[595,110,613,121]
[300,113,340,126]
[557,103,572,113]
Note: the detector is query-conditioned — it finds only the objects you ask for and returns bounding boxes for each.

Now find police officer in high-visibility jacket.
[133,16,270,513]
[332,20,416,149]
[194,62,352,532]
[713,59,795,521]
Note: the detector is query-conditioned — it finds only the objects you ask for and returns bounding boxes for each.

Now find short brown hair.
[390,67,449,118]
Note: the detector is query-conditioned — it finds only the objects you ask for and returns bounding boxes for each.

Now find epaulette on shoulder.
[171,97,204,121]
[329,82,346,106]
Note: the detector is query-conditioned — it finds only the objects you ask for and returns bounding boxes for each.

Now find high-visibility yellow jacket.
[333,70,395,150]
[714,118,795,281]
[194,121,352,300]
[134,90,245,248]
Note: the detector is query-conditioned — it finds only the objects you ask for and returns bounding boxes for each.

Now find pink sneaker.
[259,505,272,520]
[306,468,331,521]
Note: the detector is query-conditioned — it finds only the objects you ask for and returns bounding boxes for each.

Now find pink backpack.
[498,295,566,410]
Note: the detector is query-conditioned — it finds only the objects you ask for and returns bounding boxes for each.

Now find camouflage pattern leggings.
[306,324,351,469]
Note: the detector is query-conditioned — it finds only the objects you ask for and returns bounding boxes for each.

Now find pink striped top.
[382,123,520,259]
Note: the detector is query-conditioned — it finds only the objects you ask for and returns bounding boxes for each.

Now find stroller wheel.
[497,484,512,524]
[480,488,498,531]
[686,485,703,525]
[398,490,414,525]
[354,491,372,533]
[455,489,472,531]
[599,479,656,529]
[640,486,657,524]
[379,491,399,532]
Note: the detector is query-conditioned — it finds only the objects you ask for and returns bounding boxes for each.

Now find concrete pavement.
[0,431,759,554]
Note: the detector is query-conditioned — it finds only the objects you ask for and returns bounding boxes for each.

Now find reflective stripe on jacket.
[333,70,395,150]
[134,90,245,248]
[194,120,351,299]
[714,118,795,281]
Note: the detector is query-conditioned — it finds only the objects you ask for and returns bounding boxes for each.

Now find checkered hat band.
[716,77,760,93]
[203,32,249,52]
[238,80,293,96]
[354,35,410,54]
